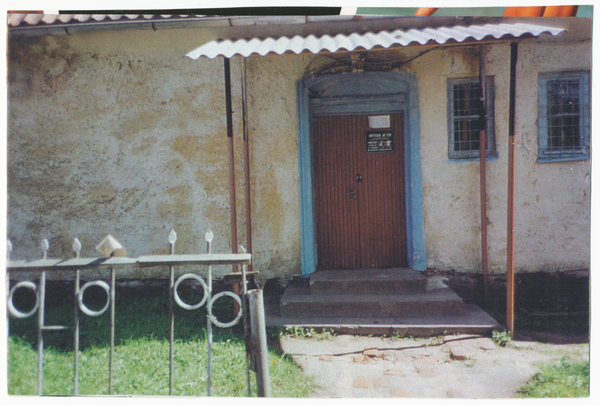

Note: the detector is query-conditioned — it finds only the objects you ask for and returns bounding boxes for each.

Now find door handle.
[356,174,362,183]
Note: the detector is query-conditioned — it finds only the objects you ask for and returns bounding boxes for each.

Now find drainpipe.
[506,42,518,336]
[241,58,253,273]
[478,47,489,310]
[224,57,240,313]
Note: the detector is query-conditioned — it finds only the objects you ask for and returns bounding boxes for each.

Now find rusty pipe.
[241,58,253,273]
[224,57,240,315]
[506,42,518,336]
[478,48,489,310]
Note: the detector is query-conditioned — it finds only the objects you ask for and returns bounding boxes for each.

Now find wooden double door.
[313,113,408,270]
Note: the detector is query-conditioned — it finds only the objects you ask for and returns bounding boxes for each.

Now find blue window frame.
[448,77,496,160]
[538,71,590,163]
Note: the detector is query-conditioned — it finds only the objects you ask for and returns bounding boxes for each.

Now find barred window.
[448,77,496,159]
[538,71,590,162]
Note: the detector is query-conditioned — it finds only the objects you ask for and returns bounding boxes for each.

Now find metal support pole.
[478,47,489,310]
[479,130,489,309]
[167,230,177,395]
[249,289,270,397]
[206,234,213,396]
[74,269,80,395]
[109,267,115,394]
[224,57,240,314]
[241,257,252,397]
[241,57,253,274]
[37,271,46,395]
[169,263,175,394]
[507,42,518,336]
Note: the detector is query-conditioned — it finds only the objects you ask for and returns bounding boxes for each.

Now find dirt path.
[280,332,589,398]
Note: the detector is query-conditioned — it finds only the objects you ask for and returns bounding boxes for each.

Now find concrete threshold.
[266,303,503,337]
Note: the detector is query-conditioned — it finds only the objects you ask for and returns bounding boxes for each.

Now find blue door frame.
[296,71,427,276]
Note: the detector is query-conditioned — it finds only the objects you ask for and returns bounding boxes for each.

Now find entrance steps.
[267,269,502,337]
[309,268,427,295]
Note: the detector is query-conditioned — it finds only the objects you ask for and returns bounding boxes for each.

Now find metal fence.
[6,230,270,397]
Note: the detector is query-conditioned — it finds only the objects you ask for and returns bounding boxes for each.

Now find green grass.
[491,330,512,347]
[281,326,337,340]
[7,290,314,397]
[518,357,590,398]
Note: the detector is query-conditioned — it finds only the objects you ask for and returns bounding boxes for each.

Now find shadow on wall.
[446,269,589,333]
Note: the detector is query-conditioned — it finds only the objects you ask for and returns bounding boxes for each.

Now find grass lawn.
[518,357,590,398]
[7,287,314,397]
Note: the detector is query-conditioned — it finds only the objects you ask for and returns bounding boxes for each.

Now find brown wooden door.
[313,113,407,270]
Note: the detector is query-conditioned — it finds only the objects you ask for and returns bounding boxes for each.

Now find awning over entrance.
[186,22,565,59]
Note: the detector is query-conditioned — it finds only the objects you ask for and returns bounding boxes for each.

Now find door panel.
[313,115,361,269]
[313,113,407,270]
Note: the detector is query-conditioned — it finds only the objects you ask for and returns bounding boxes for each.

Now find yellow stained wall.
[7,27,308,279]
[6,25,591,280]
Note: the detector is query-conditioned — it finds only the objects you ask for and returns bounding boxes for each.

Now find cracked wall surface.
[6,26,591,279]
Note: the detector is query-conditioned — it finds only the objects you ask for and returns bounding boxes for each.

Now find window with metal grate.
[538,71,590,162]
[447,77,496,160]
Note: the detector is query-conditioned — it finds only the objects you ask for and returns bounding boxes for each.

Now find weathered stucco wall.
[7,27,306,279]
[510,41,591,272]
[412,46,488,273]
[410,41,591,274]
[7,24,591,280]
[243,53,314,277]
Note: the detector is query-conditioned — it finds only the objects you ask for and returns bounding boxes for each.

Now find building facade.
[6,15,591,282]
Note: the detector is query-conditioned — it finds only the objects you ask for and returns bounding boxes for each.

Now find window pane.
[454,119,479,151]
[547,115,581,150]
[563,116,580,148]
[545,77,582,152]
[538,72,589,162]
[452,82,482,152]
[449,77,495,159]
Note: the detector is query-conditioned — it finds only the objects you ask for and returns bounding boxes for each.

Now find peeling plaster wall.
[510,41,592,272]
[242,53,312,278]
[7,28,305,279]
[411,41,591,274]
[412,46,485,273]
[7,26,591,280]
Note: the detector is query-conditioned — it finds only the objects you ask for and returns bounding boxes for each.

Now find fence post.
[248,289,270,397]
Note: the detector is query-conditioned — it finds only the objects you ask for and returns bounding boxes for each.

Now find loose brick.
[447,342,471,361]
[478,338,496,351]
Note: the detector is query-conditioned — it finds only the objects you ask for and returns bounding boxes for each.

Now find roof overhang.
[186,21,566,60]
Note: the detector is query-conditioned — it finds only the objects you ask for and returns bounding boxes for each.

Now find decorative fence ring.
[78,280,111,317]
[8,281,39,319]
[208,291,243,328]
[173,273,208,310]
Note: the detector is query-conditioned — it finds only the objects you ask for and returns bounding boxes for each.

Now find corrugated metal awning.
[186,22,565,59]
[7,13,207,27]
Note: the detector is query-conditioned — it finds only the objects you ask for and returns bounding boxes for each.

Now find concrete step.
[266,303,502,337]
[310,268,427,295]
[280,286,464,318]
